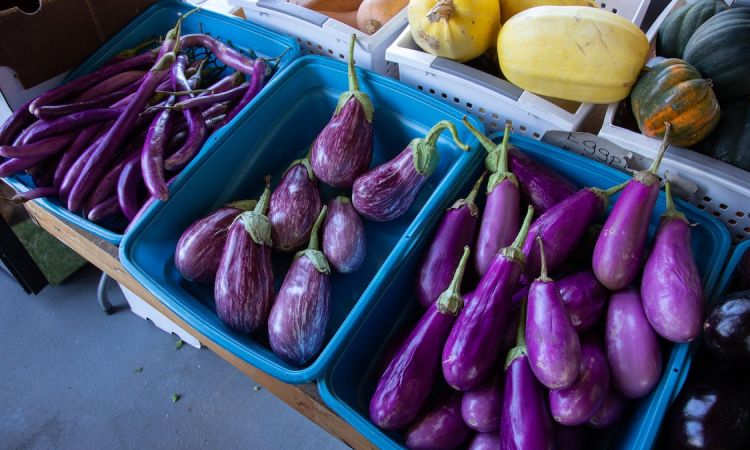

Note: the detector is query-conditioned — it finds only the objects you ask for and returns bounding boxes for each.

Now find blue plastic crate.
[119,55,486,383]
[319,133,731,450]
[3,1,299,244]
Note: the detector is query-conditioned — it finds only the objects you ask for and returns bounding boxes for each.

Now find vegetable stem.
[498,122,511,175]
[648,122,671,174]
[255,176,272,215]
[536,236,551,282]
[461,117,497,155]
[308,206,328,251]
[604,181,629,197]
[423,120,469,151]
[465,171,487,205]
[347,34,359,93]
[427,0,455,23]
[436,246,470,316]
[505,299,528,369]
[510,205,534,250]
[412,120,468,177]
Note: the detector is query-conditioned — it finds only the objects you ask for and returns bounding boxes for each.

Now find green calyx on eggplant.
[462,118,518,192]
[410,120,470,177]
[335,34,374,123]
[239,176,273,246]
[436,246,471,316]
[293,205,331,275]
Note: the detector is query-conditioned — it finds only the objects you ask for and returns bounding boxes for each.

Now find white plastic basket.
[598,0,750,242]
[230,0,407,76]
[384,0,652,137]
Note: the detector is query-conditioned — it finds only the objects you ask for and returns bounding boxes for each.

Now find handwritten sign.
[542,131,632,171]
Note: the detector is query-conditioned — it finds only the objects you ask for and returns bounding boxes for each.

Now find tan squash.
[357,0,408,34]
[290,0,363,12]
[320,9,359,27]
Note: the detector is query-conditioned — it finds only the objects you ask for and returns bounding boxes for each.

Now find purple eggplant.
[310,35,373,188]
[526,237,581,390]
[556,271,608,333]
[593,126,672,290]
[352,120,468,222]
[555,425,584,450]
[20,107,122,145]
[53,123,105,191]
[461,366,503,432]
[370,248,471,430]
[214,178,275,334]
[141,95,176,201]
[641,181,704,343]
[0,155,46,178]
[508,146,577,214]
[87,196,121,223]
[180,34,257,75]
[174,200,257,283]
[35,82,139,120]
[416,171,485,308]
[606,287,662,399]
[0,133,74,159]
[468,433,500,450]
[463,121,521,276]
[268,207,331,365]
[73,69,145,102]
[117,157,143,221]
[4,186,58,204]
[217,58,267,128]
[549,336,609,425]
[268,159,322,252]
[404,390,472,450]
[588,389,627,428]
[442,206,534,391]
[321,196,366,273]
[163,55,207,172]
[0,99,34,146]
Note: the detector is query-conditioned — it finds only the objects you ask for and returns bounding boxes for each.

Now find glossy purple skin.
[555,425,584,450]
[475,179,521,276]
[606,288,662,399]
[0,98,34,146]
[468,433,500,450]
[214,219,275,334]
[269,163,322,252]
[310,97,373,188]
[461,367,503,432]
[268,256,330,365]
[404,391,471,450]
[588,389,627,428]
[175,207,243,283]
[557,271,608,332]
[322,197,366,273]
[417,202,478,308]
[21,107,122,145]
[370,302,460,430]
[0,155,46,177]
[526,279,581,390]
[500,353,554,450]
[522,188,606,279]
[549,338,609,425]
[180,34,257,75]
[641,215,704,343]
[352,146,424,222]
[87,196,120,222]
[0,132,74,159]
[442,255,522,391]
[53,123,104,190]
[508,147,576,213]
[593,178,660,290]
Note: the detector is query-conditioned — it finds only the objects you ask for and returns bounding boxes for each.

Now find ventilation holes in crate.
[596,2,618,15]
[697,195,750,243]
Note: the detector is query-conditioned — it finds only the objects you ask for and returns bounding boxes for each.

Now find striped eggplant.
[214,178,275,334]
[416,171,485,308]
[310,35,373,188]
[508,146,577,214]
[268,207,331,365]
[588,389,627,428]
[404,390,472,450]
[352,120,468,222]
[593,126,672,290]
[557,271,608,333]
[468,433,500,450]
[461,365,503,432]
[269,158,322,252]
[322,196,366,273]
[174,200,257,283]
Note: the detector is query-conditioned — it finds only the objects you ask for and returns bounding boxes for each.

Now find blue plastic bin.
[3,1,299,244]
[119,56,486,383]
[318,133,731,450]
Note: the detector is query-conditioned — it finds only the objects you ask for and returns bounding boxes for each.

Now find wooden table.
[23,201,373,450]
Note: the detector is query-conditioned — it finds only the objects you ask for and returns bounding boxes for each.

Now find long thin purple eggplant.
[117,157,142,221]
[606,287,662,399]
[86,138,143,212]
[21,107,122,145]
[0,155,47,177]
[199,71,244,98]
[0,99,34,146]
[217,59,267,128]
[73,70,146,102]
[164,61,207,172]
[463,120,521,276]
[442,206,534,391]
[141,94,176,201]
[268,207,331,365]
[0,133,74,159]
[167,82,248,111]
[87,196,121,223]
[269,158,322,252]
[588,389,626,428]
[641,181,704,343]
[59,131,106,201]
[352,120,468,222]
[416,171,485,308]
[4,186,58,204]
[469,433,500,450]
[556,271,608,333]
[526,237,581,390]
[311,35,373,189]
[461,365,503,432]
[370,248,470,430]
[593,126,672,290]
[35,82,138,120]
[549,335,609,425]
[508,146,577,213]
[214,178,275,334]
[180,34,257,75]
[322,196,366,273]
[404,390,472,450]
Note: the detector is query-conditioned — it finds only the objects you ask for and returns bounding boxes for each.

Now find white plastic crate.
[384,0,652,137]
[598,0,750,242]
[230,0,407,76]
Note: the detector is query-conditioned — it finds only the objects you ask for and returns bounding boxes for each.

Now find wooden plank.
[23,201,374,450]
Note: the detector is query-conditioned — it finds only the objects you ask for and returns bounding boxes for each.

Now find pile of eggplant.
[0,10,279,231]
[369,122,707,449]
[173,35,470,365]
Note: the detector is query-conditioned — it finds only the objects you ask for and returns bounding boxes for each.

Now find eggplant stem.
[156,88,211,96]
[648,122,671,174]
[412,120,467,177]
[116,38,160,59]
[498,122,512,175]
[465,171,488,205]
[255,176,272,215]
[225,199,257,211]
[436,246,470,316]
[308,206,328,251]
[536,236,551,281]
[505,299,528,369]
[461,117,497,154]
[510,205,534,250]
[604,180,628,197]
[347,34,359,92]
[423,120,468,150]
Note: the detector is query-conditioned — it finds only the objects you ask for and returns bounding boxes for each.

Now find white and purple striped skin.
[268,207,331,365]
[268,159,322,252]
[461,365,503,432]
[404,390,472,450]
[549,336,610,426]
[606,288,662,399]
[508,146,577,214]
[588,389,627,429]
[322,196,366,274]
[468,432,500,450]
[214,181,275,335]
[641,181,704,343]
[556,271,608,333]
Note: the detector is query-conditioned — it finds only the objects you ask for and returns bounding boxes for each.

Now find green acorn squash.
[698,100,750,171]
[657,0,728,59]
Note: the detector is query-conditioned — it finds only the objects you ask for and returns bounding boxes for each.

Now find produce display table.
[20,199,374,450]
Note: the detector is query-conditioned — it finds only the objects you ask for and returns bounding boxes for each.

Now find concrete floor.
[0,266,348,450]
